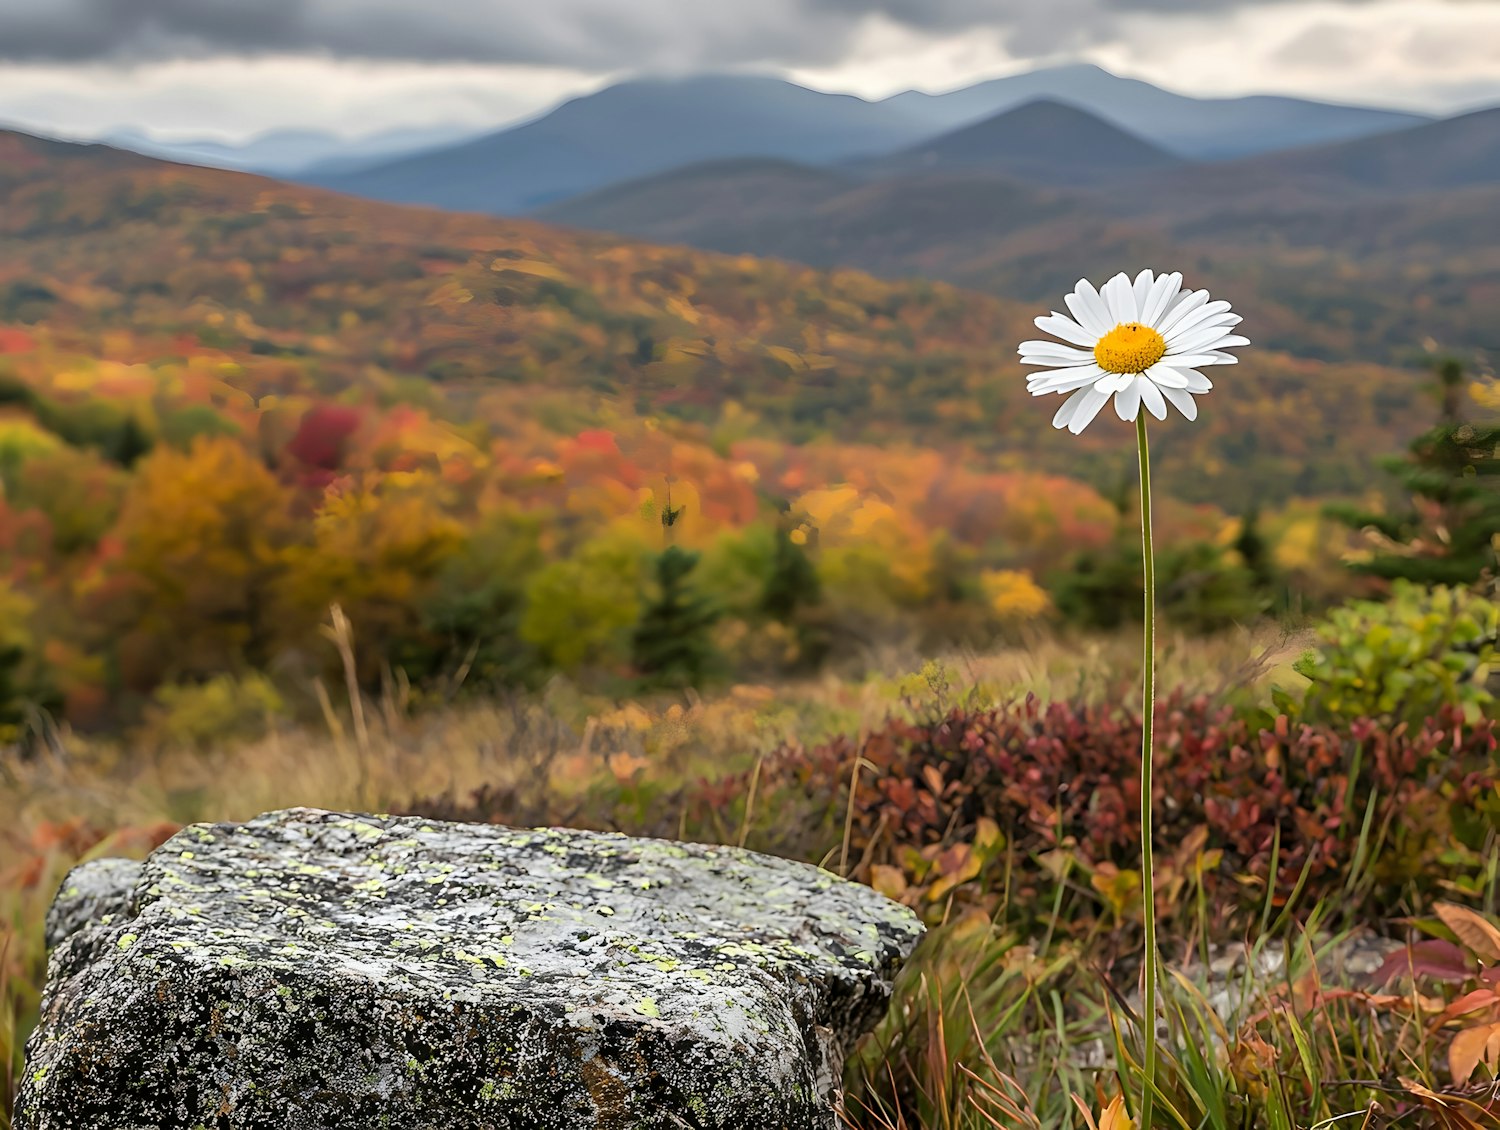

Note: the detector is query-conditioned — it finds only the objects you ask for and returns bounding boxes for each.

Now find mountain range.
[541,99,1500,365]
[302,65,1431,215]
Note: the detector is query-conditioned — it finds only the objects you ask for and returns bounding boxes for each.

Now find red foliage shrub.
[286,404,362,472]
[708,696,1498,935]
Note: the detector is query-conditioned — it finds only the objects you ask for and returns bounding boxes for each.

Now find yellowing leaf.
[1099,1094,1136,1130]
[869,865,908,901]
[926,845,980,903]
[973,816,1004,860]
[1091,865,1143,921]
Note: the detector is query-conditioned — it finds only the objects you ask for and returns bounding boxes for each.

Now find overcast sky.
[2,0,1498,141]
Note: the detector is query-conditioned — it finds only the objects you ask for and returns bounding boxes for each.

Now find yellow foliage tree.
[107,436,296,688]
[279,478,466,676]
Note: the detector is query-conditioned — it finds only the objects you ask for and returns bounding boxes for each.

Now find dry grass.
[0,627,1293,1126]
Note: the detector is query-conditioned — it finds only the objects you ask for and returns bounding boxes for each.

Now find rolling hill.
[0,126,1435,511]
[536,158,860,247]
[883,63,1433,159]
[1232,106,1500,193]
[851,100,1183,186]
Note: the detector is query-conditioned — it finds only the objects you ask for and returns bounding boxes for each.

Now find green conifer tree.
[760,517,821,624]
[1328,358,1500,585]
[631,545,720,687]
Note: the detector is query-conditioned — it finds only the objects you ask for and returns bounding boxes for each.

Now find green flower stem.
[1136,412,1159,1129]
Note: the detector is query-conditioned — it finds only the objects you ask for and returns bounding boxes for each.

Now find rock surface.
[19,807,923,1129]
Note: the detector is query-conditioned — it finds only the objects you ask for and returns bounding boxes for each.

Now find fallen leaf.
[1437,903,1500,963]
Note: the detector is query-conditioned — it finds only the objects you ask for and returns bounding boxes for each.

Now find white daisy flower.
[1018,270,1249,434]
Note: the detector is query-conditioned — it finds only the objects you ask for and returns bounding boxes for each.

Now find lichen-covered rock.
[19,807,923,1129]
[43,857,143,952]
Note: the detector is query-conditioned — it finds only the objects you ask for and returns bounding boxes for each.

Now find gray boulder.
[19,807,922,1129]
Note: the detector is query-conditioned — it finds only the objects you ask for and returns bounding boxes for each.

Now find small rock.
[19,808,922,1129]
[43,857,143,952]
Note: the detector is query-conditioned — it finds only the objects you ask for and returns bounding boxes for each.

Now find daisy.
[1018,270,1248,434]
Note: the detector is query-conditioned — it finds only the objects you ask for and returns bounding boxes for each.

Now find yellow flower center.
[1094,322,1167,375]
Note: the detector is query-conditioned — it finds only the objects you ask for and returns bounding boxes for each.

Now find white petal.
[1168,326,1250,356]
[1168,316,1241,343]
[1168,329,1243,356]
[1029,364,1106,394]
[1200,351,1240,365]
[1027,363,1103,391]
[1025,362,1098,381]
[1022,355,1095,370]
[1102,272,1138,324]
[1019,341,1096,364]
[1132,270,1155,314]
[1157,290,1211,337]
[1066,281,1112,337]
[1171,307,1237,325]
[1164,354,1233,370]
[1144,363,1189,388]
[1097,371,1135,393]
[1021,354,1096,372]
[1034,313,1097,348]
[1139,272,1182,329]
[1163,301,1233,342]
[1159,385,1199,421]
[1182,370,1213,392]
[1114,378,1143,422]
[1138,376,1168,420]
[1052,387,1090,429]
[1068,384,1112,435]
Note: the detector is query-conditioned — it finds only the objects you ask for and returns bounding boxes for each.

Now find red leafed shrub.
[286,404,362,472]
[709,696,1498,935]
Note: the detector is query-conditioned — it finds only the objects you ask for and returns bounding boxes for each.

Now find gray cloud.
[0,0,1377,66]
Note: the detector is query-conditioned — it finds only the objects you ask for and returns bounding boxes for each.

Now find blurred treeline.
[0,348,1369,744]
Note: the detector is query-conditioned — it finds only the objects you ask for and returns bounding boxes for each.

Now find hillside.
[884,64,1432,158]
[0,126,1430,511]
[852,100,1183,186]
[311,75,934,214]
[1233,106,1500,193]
[537,158,859,245]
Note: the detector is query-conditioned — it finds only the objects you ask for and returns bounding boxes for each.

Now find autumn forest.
[0,127,1465,741]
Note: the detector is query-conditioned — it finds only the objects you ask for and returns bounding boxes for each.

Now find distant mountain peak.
[859,97,1181,187]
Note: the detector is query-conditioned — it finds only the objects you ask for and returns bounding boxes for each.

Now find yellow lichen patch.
[1094,322,1167,375]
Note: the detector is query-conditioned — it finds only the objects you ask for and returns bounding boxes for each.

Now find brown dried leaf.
[1450,1024,1495,1085]
[1436,902,1500,963]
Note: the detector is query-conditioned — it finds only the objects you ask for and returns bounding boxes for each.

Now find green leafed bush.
[141,672,287,751]
[1282,580,1499,727]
